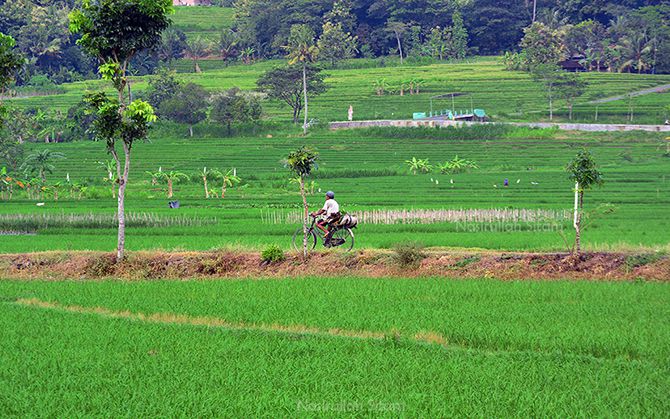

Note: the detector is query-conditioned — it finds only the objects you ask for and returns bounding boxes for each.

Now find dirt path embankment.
[0,250,667,281]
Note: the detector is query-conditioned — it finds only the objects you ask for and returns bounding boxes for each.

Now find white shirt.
[322,199,340,218]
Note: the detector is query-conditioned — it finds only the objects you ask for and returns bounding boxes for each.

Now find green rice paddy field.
[1,276,668,416]
[2,125,669,253]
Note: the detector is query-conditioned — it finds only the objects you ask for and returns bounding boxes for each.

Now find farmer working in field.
[311,190,341,246]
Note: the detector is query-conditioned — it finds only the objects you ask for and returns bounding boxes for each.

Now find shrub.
[392,241,426,268]
[261,245,286,264]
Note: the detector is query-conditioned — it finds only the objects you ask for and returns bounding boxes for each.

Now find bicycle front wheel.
[292,227,317,252]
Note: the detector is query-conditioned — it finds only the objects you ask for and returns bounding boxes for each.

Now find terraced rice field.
[172,6,234,41]
[8,58,670,124]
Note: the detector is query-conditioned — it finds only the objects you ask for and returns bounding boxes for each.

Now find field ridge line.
[13,298,641,362]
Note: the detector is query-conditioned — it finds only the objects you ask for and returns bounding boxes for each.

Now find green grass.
[172,6,234,42]
[0,276,668,416]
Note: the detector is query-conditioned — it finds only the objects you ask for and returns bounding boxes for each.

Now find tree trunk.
[293,106,299,123]
[167,179,173,198]
[203,176,209,199]
[222,183,226,198]
[116,143,131,262]
[573,182,580,255]
[549,93,553,121]
[532,0,537,22]
[569,102,573,120]
[189,125,193,137]
[300,175,308,259]
[395,30,403,65]
[302,64,308,135]
[194,60,201,73]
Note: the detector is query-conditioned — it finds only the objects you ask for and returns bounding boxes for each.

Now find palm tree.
[285,24,319,135]
[437,156,479,174]
[220,169,240,198]
[157,171,189,198]
[618,32,652,74]
[19,149,65,183]
[219,29,238,65]
[199,167,222,199]
[373,78,389,96]
[185,36,209,73]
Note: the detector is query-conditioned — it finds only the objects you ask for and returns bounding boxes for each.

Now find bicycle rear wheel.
[292,228,317,252]
[330,228,354,252]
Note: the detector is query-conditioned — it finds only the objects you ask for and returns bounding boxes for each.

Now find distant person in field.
[311,190,341,246]
[348,105,354,121]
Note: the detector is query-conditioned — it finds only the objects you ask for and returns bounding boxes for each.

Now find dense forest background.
[0,0,668,85]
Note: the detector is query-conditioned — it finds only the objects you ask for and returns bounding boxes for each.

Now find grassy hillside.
[1,277,668,415]
[172,6,234,41]
[9,58,670,124]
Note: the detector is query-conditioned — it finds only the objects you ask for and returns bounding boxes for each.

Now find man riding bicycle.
[311,190,341,247]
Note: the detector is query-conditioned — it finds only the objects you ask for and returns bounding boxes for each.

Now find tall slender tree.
[566,149,604,255]
[69,0,171,262]
[285,24,319,135]
[286,146,318,259]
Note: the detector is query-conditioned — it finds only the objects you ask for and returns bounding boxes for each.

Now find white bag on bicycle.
[339,214,358,228]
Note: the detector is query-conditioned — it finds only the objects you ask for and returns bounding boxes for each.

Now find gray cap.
[326,191,335,198]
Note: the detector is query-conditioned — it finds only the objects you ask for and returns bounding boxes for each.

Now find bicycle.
[291,214,355,252]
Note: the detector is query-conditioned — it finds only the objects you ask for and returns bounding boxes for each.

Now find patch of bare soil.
[0,250,667,281]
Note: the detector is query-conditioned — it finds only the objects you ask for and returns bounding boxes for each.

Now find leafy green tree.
[159,82,209,137]
[563,20,606,67]
[530,63,565,121]
[285,24,319,135]
[324,0,356,33]
[555,73,589,120]
[286,146,319,258]
[427,26,452,60]
[520,22,564,68]
[465,0,528,55]
[144,68,181,113]
[0,33,24,168]
[566,149,603,255]
[0,33,24,129]
[317,21,357,67]
[257,65,327,124]
[450,12,468,59]
[70,0,171,262]
[385,20,407,64]
[19,149,65,183]
[210,87,262,135]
